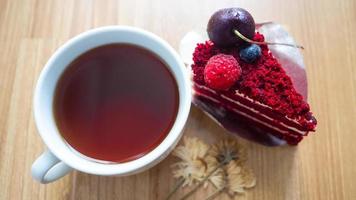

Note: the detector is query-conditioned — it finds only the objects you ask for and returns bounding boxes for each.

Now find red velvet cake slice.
[191,32,317,146]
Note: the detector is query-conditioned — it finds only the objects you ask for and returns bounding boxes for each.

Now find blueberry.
[239,44,262,63]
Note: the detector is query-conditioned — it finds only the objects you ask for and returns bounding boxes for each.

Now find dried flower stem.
[179,154,233,200]
[233,29,304,49]
[205,161,229,200]
[205,187,225,200]
[165,177,186,200]
[178,162,224,200]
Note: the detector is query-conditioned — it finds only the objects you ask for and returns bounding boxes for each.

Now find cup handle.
[31,150,73,183]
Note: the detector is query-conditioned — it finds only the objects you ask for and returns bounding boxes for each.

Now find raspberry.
[204,54,241,90]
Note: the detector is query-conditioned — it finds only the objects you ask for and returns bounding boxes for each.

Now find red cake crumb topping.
[204,54,241,90]
[192,33,316,129]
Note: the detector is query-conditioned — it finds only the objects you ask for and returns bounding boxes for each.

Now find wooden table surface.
[1,0,356,199]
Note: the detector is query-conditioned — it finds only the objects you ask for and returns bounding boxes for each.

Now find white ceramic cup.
[32,26,191,184]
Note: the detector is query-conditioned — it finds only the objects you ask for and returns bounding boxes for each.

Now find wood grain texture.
[0,0,355,199]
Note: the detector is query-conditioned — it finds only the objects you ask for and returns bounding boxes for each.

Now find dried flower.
[167,137,256,200]
[208,138,247,166]
[225,161,256,195]
[171,137,210,186]
[205,138,256,199]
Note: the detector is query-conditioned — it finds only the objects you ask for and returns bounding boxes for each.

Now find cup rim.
[33,26,191,175]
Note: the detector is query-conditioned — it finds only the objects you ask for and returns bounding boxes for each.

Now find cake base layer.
[193,89,304,145]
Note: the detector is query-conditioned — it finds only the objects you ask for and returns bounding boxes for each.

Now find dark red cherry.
[207,8,255,47]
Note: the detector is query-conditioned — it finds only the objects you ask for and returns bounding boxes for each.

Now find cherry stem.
[233,29,304,50]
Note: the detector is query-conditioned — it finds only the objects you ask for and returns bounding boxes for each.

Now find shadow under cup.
[33,26,191,176]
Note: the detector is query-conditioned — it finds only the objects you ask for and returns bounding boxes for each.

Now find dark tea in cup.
[53,44,179,162]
